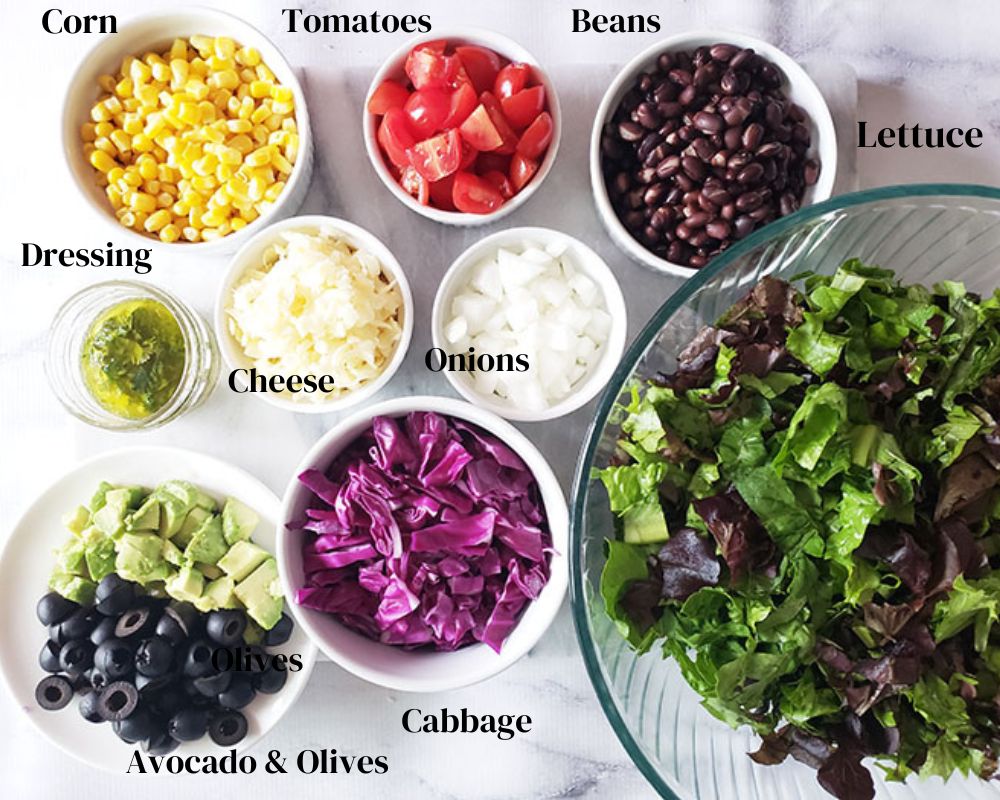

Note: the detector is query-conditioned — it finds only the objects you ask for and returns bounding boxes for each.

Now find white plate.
[0,446,317,772]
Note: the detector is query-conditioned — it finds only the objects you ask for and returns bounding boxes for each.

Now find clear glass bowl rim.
[569,182,1000,799]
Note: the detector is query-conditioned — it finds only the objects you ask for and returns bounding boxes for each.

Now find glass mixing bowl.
[571,185,1000,800]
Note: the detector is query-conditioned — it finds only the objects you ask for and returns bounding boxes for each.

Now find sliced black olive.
[115,607,154,639]
[89,616,118,647]
[209,710,248,747]
[95,575,137,617]
[167,708,209,741]
[60,608,98,641]
[94,638,135,680]
[206,610,247,647]
[166,603,200,636]
[59,640,95,673]
[113,708,154,743]
[147,685,186,718]
[95,573,131,603]
[79,689,103,722]
[264,613,294,647]
[254,664,287,695]
[135,672,173,694]
[97,681,139,721]
[39,640,62,673]
[217,676,255,709]
[135,636,174,677]
[144,729,180,756]
[49,623,67,646]
[183,640,216,678]
[37,592,79,626]
[193,670,231,697]
[155,611,186,646]
[35,675,73,710]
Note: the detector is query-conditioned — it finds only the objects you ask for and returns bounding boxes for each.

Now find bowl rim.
[588,28,838,279]
[430,225,629,421]
[60,5,313,253]
[277,394,570,692]
[362,26,562,227]
[569,182,1000,800]
[213,214,414,414]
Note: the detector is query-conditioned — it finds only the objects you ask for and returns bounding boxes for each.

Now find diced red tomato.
[476,152,511,174]
[452,171,505,214]
[494,62,533,99]
[378,108,416,169]
[500,85,546,130]
[400,166,429,205]
[404,88,451,139]
[429,173,457,211]
[459,104,504,151]
[367,79,410,115]
[405,46,458,90]
[459,139,478,169]
[478,92,519,154]
[482,170,513,199]
[420,39,448,53]
[443,82,477,129]
[455,45,502,94]
[510,153,538,192]
[516,111,553,160]
[407,129,462,182]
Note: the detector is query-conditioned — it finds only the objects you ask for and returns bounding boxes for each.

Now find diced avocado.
[623,501,669,545]
[157,480,201,508]
[194,490,219,512]
[83,530,117,582]
[218,540,270,582]
[234,558,283,630]
[194,576,238,612]
[165,564,204,603]
[184,514,227,565]
[63,505,91,536]
[93,487,133,538]
[222,498,259,545]
[126,496,160,532]
[54,537,87,576]
[199,563,223,580]
[116,532,170,584]
[172,506,211,548]
[49,572,96,605]
[242,619,264,646]
[161,539,184,567]
[157,494,192,539]
[89,481,114,513]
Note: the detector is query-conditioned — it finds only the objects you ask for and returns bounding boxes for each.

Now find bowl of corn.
[62,8,313,252]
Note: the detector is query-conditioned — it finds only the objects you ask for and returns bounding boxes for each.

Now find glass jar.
[46,281,219,430]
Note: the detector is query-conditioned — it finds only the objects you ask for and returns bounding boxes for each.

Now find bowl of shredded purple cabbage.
[278,395,568,691]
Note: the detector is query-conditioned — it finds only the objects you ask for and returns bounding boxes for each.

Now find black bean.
[736,190,763,212]
[637,133,661,161]
[655,154,681,178]
[637,167,657,185]
[804,159,820,185]
[710,43,738,62]
[742,122,764,150]
[686,211,711,229]
[668,68,692,86]
[653,81,677,103]
[705,219,731,240]
[792,123,811,144]
[677,85,699,107]
[650,207,673,230]
[644,183,668,206]
[681,156,706,181]
[723,126,743,150]
[729,48,756,70]
[613,172,631,195]
[657,52,675,72]
[692,137,715,160]
[675,173,695,192]
[618,121,645,142]
[697,193,719,213]
[737,162,765,184]
[779,191,799,216]
[721,202,737,220]
[755,141,783,159]
[657,101,683,119]
[733,214,755,238]
[675,222,693,240]
[692,111,724,133]
[667,240,687,262]
[703,185,732,206]
[636,102,661,130]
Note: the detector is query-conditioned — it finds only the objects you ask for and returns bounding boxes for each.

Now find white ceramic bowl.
[431,227,628,421]
[590,30,837,278]
[62,8,314,254]
[0,446,317,772]
[363,28,561,226]
[278,395,569,692]
[215,215,413,414]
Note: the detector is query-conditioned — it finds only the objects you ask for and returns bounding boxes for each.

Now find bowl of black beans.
[592,31,836,276]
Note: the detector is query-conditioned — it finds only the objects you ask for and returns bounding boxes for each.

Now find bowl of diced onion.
[215,215,413,413]
[432,227,628,421]
[61,8,313,252]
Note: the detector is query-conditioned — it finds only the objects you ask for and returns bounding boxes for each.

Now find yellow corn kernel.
[236,46,260,67]
[187,209,204,229]
[263,181,285,202]
[90,104,111,123]
[169,38,187,60]
[144,209,171,232]
[98,73,117,92]
[117,210,137,228]
[185,79,209,101]
[159,224,181,243]
[109,129,131,154]
[151,62,170,83]
[89,149,117,173]
[201,228,223,242]
[238,96,255,120]
[114,77,133,99]
[226,119,252,135]
[80,122,97,142]
[264,114,283,132]
[122,114,144,135]
[106,185,124,210]
[176,102,200,126]
[157,192,174,208]
[83,142,96,157]
[236,83,250,101]
[271,85,293,103]
[131,133,153,153]
[255,64,275,82]
[228,134,254,154]
[130,59,152,85]
[271,100,294,116]
[247,175,266,202]
[272,153,293,175]
[182,226,201,242]
[108,166,125,183]
[251,105,272,126]
[251,127,268,146]
[123,98,140,112]
[214,36,236,59]
[230,217,247,232]
[128,192,157,213]
[190,34,213,56]
[209,69,239,90]
[136,84,159,107]
[283,118,297,132]
[122,169,142,187]
[191,175,218,193]
[94,136,116,155]
[244,145,273,168]
[189,57,208,77]
[136,155,157,181]
[249,80,272,99]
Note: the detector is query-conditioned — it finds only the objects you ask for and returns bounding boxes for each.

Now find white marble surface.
[1,0,999,797]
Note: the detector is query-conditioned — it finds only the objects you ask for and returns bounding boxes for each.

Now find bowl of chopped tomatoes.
[364,29,561,224]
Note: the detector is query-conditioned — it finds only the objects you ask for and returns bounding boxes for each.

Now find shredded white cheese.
[227,227,403,401]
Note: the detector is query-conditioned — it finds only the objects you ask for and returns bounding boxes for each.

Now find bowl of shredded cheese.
[216,215,413,412]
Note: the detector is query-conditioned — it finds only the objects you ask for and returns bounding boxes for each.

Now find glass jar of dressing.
[46,281,219,430]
